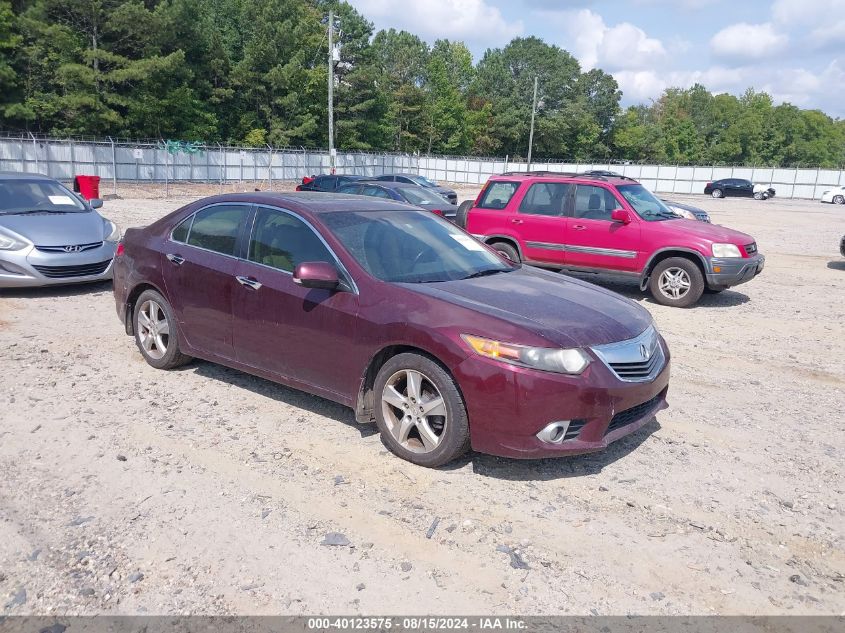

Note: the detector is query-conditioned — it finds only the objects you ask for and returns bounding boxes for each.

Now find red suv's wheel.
[490,241,520,263]
[648,257,705,308]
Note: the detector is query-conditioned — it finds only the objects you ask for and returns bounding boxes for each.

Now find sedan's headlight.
[104,220,121,243]
[0,230,26,251]
[461,334,590,375]
[712,243,742,258]
[672,208,695,220]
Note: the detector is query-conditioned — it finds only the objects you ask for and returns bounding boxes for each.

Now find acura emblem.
[63,245,82,253]
[639,344,650,360]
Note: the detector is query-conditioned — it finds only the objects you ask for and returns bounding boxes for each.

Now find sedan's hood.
[404,267,653,348]
[0,211,107,246]
[658,218,753,244]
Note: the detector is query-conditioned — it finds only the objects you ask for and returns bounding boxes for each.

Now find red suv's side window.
[519,182,571,217]
[477,181,519,210]
[572,185,623,222]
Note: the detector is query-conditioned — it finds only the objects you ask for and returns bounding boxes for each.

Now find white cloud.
[809,19,845,49]
[710,23,788,61]
[772,0,845,26]
[348,0,522,47]
[548,9,666,71]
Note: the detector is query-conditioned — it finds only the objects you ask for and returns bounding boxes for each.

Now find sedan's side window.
[186,205,248,256]
[171,216,193,243]
[248,208,334,273]
[573,185,623,221]
[362,185,392,199]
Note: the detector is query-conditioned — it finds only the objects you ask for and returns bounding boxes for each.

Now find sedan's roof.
[0,171,55,181]
[191,191,419,214]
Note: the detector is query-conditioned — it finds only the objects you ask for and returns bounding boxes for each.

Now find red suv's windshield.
[617,184,679,222]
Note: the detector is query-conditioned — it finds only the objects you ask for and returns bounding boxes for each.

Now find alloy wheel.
[834,195,844,205]
[658,267,691,301]
[137,299,170,360]
[381,369,447,453]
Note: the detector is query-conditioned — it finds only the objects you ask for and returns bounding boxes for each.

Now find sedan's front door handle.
[236,276,262,290]
[573,224,587,231]
[166,253,185,265]
[510,218,523,225]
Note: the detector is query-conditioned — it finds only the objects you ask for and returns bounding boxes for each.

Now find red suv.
[463,172,764,307]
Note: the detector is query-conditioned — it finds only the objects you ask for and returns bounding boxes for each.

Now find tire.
[490,241,520,263]
[133,289,192,369]
[373,352,470,468]
[648,257,705,308]
[711,189,724,198]
[455,200,472,228]
[753,192,763,200]
[834,195,845,205]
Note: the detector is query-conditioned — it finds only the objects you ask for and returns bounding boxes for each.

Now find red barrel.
[73,175,101,200]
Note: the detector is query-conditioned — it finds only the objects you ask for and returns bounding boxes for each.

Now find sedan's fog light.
[536,421,571,444]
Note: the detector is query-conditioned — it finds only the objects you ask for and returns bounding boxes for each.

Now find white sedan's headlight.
[104,220,121,243]
[712,243,742,258]
[672,207,695,220]
[461,334,590,375]
[0,230,26,251]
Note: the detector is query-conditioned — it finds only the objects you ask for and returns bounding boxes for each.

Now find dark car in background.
[704,178,775,200]
[375,173,457,205]
[661,199,711,222]
[337,181,458,220]
[0,172,119,288]
[296,174,369,193]
[113,192,670,467]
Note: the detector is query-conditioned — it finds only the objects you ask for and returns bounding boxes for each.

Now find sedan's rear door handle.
[236,276,262,290]
[573,224,587,231]
[510,218,523,224]
[166,253,185,265]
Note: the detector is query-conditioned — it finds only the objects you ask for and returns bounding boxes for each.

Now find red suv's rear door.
[563,184,640,272]
[512,181,570,265]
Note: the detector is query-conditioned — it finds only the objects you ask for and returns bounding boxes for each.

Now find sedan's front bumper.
[704,253,765,289]
[0,243,116,288]
[453,339,671,459]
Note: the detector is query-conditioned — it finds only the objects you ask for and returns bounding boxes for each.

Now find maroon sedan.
[113,193,670,467]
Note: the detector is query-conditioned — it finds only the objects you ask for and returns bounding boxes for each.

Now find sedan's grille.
[608,346,665,380]
[745,242,757,255]
[591,326,666,383]
[604,394,663,436]
[32,260,111,278]
[35,241,103,253]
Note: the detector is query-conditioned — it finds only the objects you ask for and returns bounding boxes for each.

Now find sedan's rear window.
[477,181,518,210]
[186,205,248,256]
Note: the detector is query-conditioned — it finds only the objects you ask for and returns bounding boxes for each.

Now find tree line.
[1,0,843,167]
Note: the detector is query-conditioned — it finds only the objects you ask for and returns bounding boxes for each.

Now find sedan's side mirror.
[293,261,339,290]
[90,198,103,209]
[611,208,631,224]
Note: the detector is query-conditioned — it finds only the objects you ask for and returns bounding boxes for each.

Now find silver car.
[0,172,119,288]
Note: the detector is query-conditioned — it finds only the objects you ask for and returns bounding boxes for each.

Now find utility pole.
[527,75,538,172]
[327,10,336,174]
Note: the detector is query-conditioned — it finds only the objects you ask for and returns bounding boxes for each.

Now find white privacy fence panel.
[1,135,844,199]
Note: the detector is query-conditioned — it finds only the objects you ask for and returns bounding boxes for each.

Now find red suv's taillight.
[431,209,443,216]
[116,242,125,257]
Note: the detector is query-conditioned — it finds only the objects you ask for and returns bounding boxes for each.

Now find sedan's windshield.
[397,186,449,207]
[617,184,678,222]
[409,175,438,188]
[0,180,86,214]
[321,210,516,283]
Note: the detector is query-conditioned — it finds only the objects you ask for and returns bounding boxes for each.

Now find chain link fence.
[1,133,843,199]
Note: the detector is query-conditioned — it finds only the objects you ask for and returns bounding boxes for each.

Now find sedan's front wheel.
[711,189,724,198]
[834,195,845,205]
[374,353,470,467]
[133,289,192,370]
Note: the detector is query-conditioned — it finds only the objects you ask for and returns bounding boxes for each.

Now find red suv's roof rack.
[498,171,636,182]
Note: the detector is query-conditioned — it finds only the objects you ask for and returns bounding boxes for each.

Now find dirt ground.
[1,184,843,616]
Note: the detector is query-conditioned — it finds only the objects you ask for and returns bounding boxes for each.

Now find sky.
[347,0,845,118]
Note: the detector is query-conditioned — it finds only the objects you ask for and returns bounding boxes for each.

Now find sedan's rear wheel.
[753,191,764,200]
[711,189,724,198]
[133,289,192,369]
[374,353,469,467]
[834,195,845,205]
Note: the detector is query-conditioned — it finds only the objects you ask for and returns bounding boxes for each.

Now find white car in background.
[820,186,845,205]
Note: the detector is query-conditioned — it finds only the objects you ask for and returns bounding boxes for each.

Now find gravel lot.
[1,185,843,616]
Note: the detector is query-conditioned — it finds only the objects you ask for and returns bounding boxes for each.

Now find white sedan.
[820,185,845,204]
